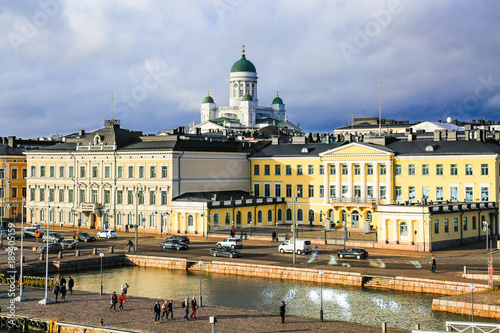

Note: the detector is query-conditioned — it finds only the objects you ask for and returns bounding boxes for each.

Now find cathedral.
[191,46,302,134]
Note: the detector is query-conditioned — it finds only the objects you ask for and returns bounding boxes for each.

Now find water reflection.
[61,266,491,331]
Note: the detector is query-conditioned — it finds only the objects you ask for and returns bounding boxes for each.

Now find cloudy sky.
[1,0,500,138]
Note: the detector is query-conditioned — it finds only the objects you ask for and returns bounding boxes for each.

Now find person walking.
[121,283,129,296]
[60,283,67,302]
[280,300,286,323]
[68,276,74,295]
[124,224,129,233]
[272,231,277,243]
[190,297,197,319]
[154,301,161,324]
[161,300,169,320]
[52,283,60,303]
[166,300,174,319]
[110,291,118,311]
[60,276,66,287]
[431,257,437,273]
[183,297,190,321]
[118,292,126,310]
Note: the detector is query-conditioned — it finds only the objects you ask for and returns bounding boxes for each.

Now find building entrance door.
[90,213,97,229]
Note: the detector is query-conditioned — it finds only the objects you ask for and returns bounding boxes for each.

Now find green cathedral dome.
[203,91,214,103]
[231,45,256,73]
[272,91,284,104]
[242,92,253,101]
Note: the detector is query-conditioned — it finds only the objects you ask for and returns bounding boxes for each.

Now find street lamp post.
[39,204,53,305]
[135,185,142,252]
[469,284,475,322]
[199,260,203,307]
[17,199,27,301]
[319,270,324,322]
[100,252,104,295]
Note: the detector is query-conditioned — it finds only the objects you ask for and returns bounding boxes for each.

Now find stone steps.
[363,277,394,289]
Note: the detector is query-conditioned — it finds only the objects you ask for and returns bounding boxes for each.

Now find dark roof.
[123,138,256,153]
[386,140,500,155]
[39,142,78,151]
[173,190,255,202]
[0,144,25,156]
[82,124,140,148]
[251,142,345,157]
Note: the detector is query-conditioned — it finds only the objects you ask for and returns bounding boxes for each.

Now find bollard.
[100,318,103,326]
[75,249,80,257]
[415,324,420,329]
[109,246,114,254]
[381,322,386,333]
[93,248,97,255]
[58,251,63,259]
[39,253,45,261]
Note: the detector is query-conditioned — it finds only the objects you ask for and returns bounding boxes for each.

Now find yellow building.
[0,141,26,222]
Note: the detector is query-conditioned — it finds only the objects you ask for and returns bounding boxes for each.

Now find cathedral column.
[374,163,379,202]
[386,162,392,203]
[361,162,366,200]
[323,162,328,204]
[335,163,341,199]
[393,219,399,243]
[347,162,353,199]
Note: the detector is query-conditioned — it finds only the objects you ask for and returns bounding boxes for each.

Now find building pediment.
[319,142,394,158]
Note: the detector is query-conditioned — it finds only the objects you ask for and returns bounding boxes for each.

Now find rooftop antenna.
[378,81,382,135]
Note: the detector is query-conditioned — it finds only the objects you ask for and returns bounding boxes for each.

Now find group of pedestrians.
[110,283,129,311]
[154,300,174,323]
[52,276,74,303]
[181,296,198,321]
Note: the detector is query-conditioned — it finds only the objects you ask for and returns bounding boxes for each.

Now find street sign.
[142,218,146,222]
[36,224,41,229]
[0,226,4,230]
[35,230,40,237]
[105,224,109,230]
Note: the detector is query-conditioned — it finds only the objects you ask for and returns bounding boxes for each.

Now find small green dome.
[231,45,256,73]
[242,92,253,101]
[272,91,284,104]
[203,91,214,103]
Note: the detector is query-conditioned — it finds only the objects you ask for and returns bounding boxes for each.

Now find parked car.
[209,246,241,258]
[96,229,118,239]
[60,239,77,250]
[167,235,190,244]
[42,232,64,243]
[0,230,19,240]
[161,239,189,250]
[37,243,63,254]
[278,239,312,254]
[78,232,96,242]
[217,237,243,249]
[24,224,46,232]
[24,228,44,238]
[337,248,369,260]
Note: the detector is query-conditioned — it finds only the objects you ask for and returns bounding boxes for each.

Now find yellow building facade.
[0,144,26,222]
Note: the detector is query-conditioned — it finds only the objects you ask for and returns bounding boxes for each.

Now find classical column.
[183,212,188,232]
[374,163,379,202]
[409,221,414,244]
[386,162,392,203]
[174,213,179,232]
[361,162,366,200]
[335,162,341,199]
[381,218,387,243]
[393,220,399,243]
[419,220,425,245]
[323,162,328,204]
[347,162,353,199]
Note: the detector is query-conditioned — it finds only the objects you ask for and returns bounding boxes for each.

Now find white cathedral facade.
[191,46,301,134]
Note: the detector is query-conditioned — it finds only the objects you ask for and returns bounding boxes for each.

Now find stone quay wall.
[431,298,500,319]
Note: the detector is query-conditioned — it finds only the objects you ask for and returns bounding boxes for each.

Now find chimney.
[447,131,457,141]
[433,130,441,141]
[7,136,15,147]
[78,130,85,136]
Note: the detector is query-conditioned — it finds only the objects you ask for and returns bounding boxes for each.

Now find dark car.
[37,243,63,254]
[0,230,20,240]
[337,248,369,260]
[161,239,189,250]
[78,232,96,242]
[24,228,44,238]
[209,246,241,258]
[168,235,190,244]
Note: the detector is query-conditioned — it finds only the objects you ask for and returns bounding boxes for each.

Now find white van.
[278,239,312,254]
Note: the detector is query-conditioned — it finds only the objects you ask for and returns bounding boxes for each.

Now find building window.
[465,164,473,176]
[138,166,145,178]
[187,215,193,227]
[79,189,85,203]
[308,165,314,175]
[409,186,415,200]
[329,185,336,198]
[329,164,336,175]
[436,164,443,176]
[341,165,348,175]
[49,166,55,178]
[395,165,402,176]
[11,187,17,199]
[275,183,281,197]
[150,165,156,178]
[127,213,134,226]
[58,189,64,202]
[354,165,360,175]
[139,213,144,226]
[30,188,35,201]
[422,186,429,199]
[380,164,386,176]
[246,212,251,224]
[49,189,55,202]
[127,190,134,204]
[236,212,241,225]
[395,186,402,200]
[319,165,324,175]
[286,209,292,221]
[463,217,467,231]
[161,166,168,178]
[454,218,458,232]
[422,164,429,176]
[472,216,477,230]
[275,165,281,175]
[264,183,271,197]
[450,186,458,201]
[161,191,168,205]
[436,187,443,200]
[481,164,488,176]
[277,209,282,222]
[450,164,458,176]
[138,190,144,205]
[105,166,111,178]
[30,166,36,177]
[104,190,110,204]
[79,166,85,178]
[308,209,314,224]
[286,165,292,176]
[297,209,303,222]
[59,211,65,222]
[434,219,439,234]
[117,190,122,204]
[296,185,303,197]
[91,189,98,203]
[367,164,373,175]
[481,187,489,201]
[257,211,262,223]
[379,186,386,200]
[254,165,260,176]
[40,166,46,177]
[253,183,260,197]
[267,209,272,223]
[264,165,270,176]
[286,184,292,197]
[92,166,98,178]
[128,166,134,178]
[319,185,324,198]
[117,166,123,178]
[444,219,449,233]
[465,187,473,201]
[408,164,415,176]
[297,165,303,176]
[22,187,26,198]
[341,185,348,198]
[58,166,65,178]
[367,186,373,199]
[115,214,122,225]
[69,166,74,178]
[354,185,361,198]
[308,185,314,197]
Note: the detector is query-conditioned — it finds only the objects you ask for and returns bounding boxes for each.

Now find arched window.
[258,210,263,223]
[341,210,347,222]
[225,213,230,225]
[352,210,359,227]
[308,209,315,224]
[247,211,252,224]
[213,213,219,224]
[297,209,303,222]
[188,215,194,226]
[366,211,372,222]
[277,209,282,222]
[267,209,273,223]
[400,221,408,237]
[236,211,241,225]
[286,209,292,221]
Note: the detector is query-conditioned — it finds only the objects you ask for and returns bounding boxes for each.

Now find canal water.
[48,266,487,331]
